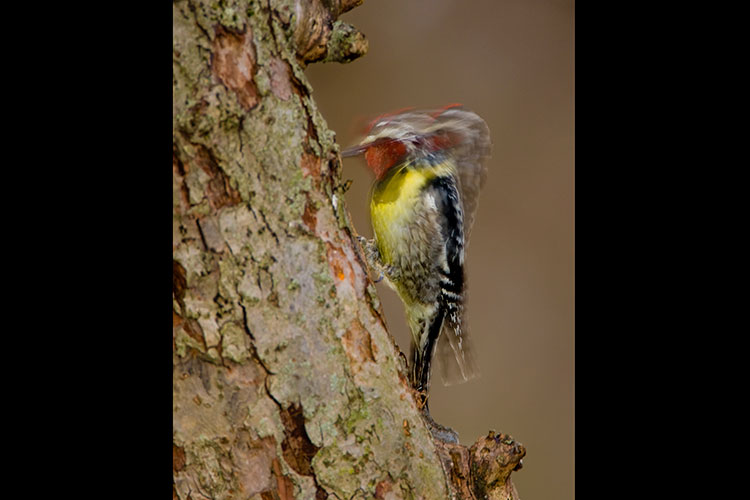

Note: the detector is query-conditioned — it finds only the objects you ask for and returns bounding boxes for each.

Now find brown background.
[307,0,574,497]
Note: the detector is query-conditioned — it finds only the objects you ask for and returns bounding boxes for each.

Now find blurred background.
[306,0,574,497]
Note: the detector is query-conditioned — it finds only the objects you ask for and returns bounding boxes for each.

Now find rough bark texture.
[173,1,524,498]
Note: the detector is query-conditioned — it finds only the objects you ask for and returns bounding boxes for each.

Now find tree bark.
[172,1,524,499]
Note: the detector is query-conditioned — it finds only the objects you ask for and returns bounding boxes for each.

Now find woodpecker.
[342,105,491,403]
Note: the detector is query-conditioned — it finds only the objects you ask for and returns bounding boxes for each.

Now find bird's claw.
[415,389,429,410]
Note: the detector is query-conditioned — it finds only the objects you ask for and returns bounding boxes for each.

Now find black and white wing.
[427,106,491,244]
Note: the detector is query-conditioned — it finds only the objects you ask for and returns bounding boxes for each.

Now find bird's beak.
[341,144,367,158]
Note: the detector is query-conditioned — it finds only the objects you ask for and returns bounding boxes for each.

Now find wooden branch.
[293,0,368,64]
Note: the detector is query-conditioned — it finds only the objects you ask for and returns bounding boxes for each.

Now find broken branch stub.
[293,0,368,64]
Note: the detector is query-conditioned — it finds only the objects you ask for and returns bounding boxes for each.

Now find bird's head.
[342,105,466,180]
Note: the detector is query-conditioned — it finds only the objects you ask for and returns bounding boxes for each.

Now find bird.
[342,105,491,412]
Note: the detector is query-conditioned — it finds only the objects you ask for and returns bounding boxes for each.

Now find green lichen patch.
[220,321,251,363]
[323,21,369,64]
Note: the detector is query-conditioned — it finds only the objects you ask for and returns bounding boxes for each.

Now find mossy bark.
[173,1,523,499]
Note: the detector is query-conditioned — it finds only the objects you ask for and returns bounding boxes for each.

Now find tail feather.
[436,257,479,386]
[410,308,445,392]
[436,315,480,386]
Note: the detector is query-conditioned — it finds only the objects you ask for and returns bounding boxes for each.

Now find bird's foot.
[413,388,459,444]
[420,408,459,444]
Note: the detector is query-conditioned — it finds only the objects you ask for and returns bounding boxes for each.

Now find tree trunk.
[172,1,524,498]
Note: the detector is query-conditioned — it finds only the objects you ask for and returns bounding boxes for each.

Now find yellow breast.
[369,160,455,265]
[370,166,422,264]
